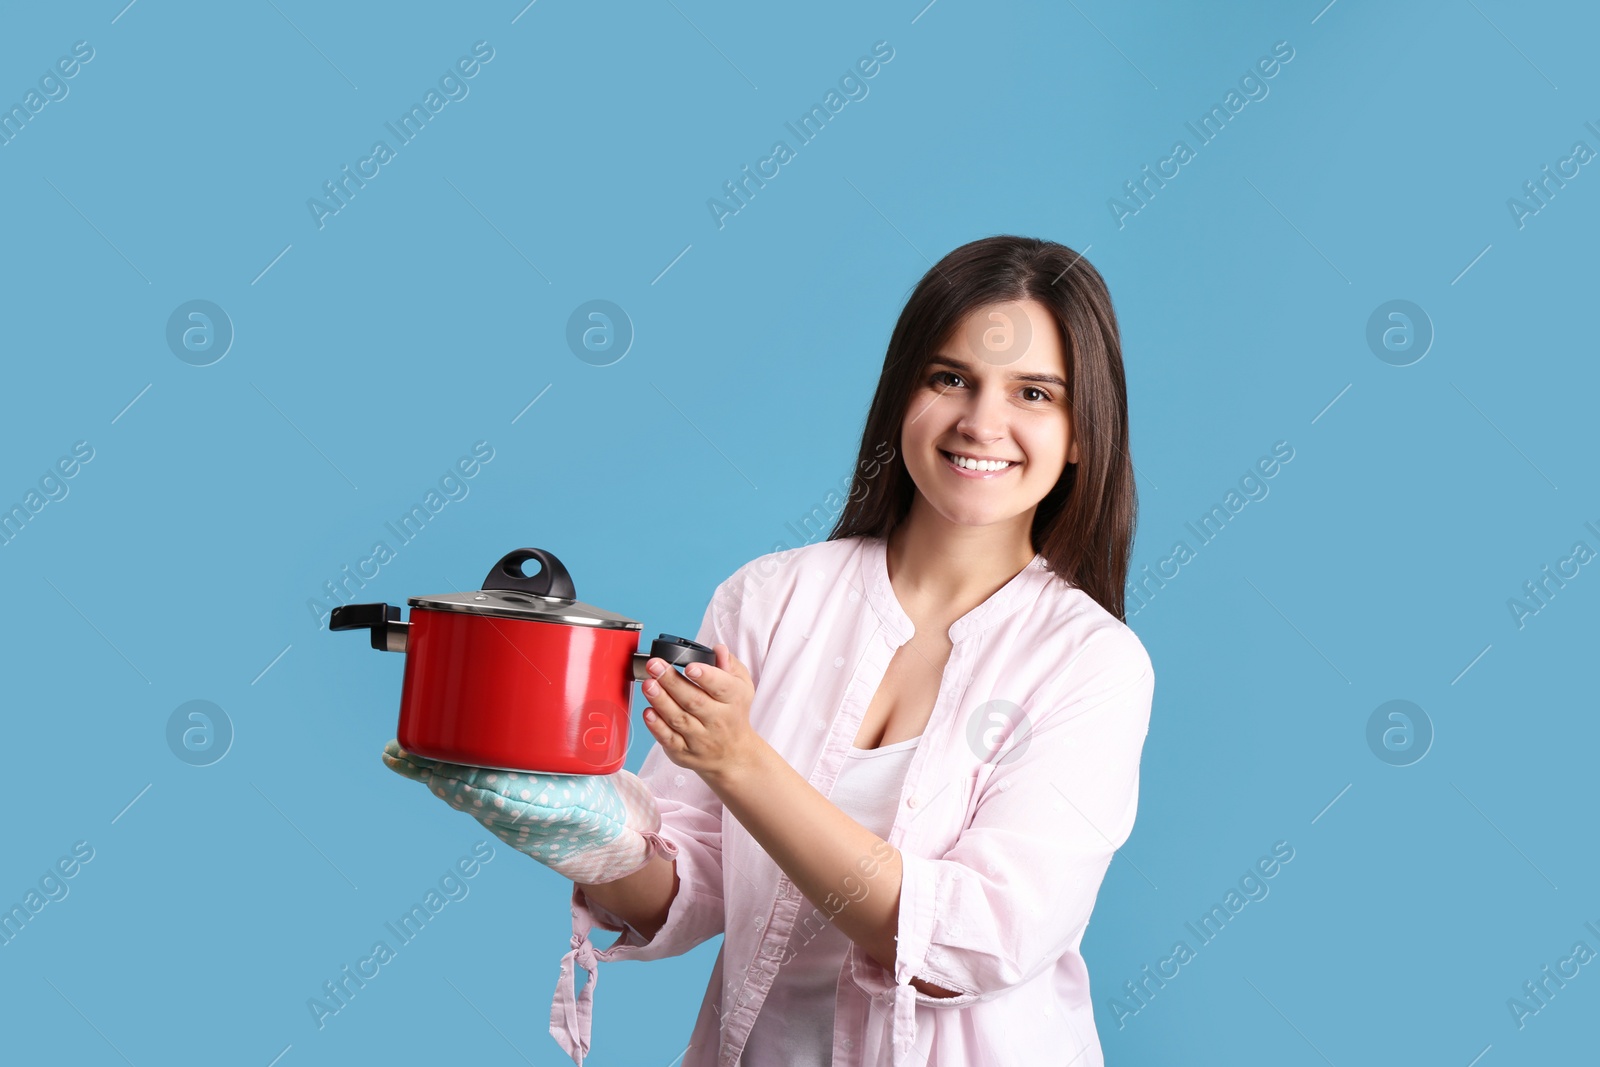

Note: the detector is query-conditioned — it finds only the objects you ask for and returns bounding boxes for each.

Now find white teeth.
[946,452,1014,472]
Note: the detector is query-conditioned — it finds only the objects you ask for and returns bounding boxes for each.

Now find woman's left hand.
[639,643,761,782]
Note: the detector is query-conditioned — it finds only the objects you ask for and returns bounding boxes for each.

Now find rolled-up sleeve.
[851,633,1155,1012]
[552,565,759,1062]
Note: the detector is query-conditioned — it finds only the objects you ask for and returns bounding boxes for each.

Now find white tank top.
[740,733,922,1066]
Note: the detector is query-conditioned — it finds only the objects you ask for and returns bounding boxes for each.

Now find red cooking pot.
[329,547,714,775]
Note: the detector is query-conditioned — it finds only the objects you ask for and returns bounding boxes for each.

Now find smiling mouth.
[940,450,1020,473]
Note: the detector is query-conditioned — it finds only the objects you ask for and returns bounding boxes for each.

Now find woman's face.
[898,297,1079,531]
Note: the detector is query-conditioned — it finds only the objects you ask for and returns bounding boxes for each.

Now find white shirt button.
[833,656,845,669]
[843,1038,854,1051]
[673,773,686,788]
[848,589,860,602]
[754,916,764,928]
[906,794,920,809]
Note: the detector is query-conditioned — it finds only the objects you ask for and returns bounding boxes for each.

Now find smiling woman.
[832,236,1136,620]
[895,309,1078,533]
[550,236,1154,1067]
[383,236,1152,1066]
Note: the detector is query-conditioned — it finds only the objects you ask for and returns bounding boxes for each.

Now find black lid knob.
[481,548,577,601]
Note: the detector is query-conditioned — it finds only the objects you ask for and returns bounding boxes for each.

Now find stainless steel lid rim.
[406,598,643,630]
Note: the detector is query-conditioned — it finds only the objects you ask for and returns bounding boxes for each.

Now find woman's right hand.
[381,740,668,885]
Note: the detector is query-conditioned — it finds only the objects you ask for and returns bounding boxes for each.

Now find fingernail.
[647,659,666,677]
[687,664,702,678]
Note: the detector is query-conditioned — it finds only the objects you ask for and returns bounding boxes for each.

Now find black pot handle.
[482,548,577,601]
[329,603,408,652]
[631,634,717,681]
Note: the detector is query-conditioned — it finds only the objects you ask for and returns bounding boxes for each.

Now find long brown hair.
[827,235,1137,621]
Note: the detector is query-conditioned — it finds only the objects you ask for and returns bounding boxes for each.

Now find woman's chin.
[925,500,1029,530]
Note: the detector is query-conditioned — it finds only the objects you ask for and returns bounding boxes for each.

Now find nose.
[954,383,1008,443]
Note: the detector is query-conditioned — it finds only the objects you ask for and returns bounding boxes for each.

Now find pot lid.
[408,548,642,631]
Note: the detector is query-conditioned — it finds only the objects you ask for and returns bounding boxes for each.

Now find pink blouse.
[741,733,923,1064]
[550,534,1156,1066]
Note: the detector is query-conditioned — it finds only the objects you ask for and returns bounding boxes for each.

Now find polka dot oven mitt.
[381,739,666,885]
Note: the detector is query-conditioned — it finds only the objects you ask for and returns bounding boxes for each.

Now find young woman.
[384,235,1154,1066]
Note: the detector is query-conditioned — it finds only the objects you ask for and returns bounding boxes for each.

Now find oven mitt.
[381,739,671,886]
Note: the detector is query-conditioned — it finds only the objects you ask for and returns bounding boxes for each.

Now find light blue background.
[1,1,1595,1064]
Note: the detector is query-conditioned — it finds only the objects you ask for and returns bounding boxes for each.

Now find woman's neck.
[884,497,1038,622]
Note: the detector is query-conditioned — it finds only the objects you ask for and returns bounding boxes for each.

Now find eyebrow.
[928,354,1067,390]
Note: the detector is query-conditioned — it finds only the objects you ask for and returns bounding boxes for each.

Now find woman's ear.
[1066,432,1081,465]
